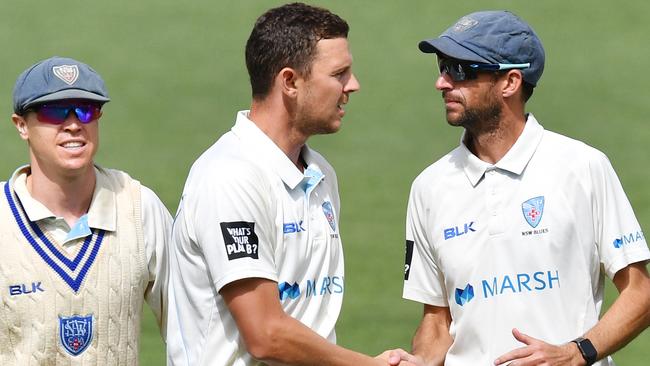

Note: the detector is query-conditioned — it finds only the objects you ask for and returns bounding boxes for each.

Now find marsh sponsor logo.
[481,270,560,298]
[613,231,645,248]
[278,282,301,300]
[454,270,560,307]
[220,221,259,260]
[305,276,344,298]
[278,276,344,301]
[455,284,474,306]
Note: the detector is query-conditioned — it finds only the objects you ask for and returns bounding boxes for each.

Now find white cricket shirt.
[403,114,649,366]
[167,111,345,366]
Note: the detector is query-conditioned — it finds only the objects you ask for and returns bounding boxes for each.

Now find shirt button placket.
[486,169,503,235]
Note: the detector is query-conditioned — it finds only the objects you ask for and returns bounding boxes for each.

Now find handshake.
[376,349,423,366]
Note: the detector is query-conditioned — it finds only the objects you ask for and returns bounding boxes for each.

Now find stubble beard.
[454,102,501,133]
[295,96,341,137]
[446,89,502,134]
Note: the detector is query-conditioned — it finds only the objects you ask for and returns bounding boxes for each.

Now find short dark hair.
[245,2,349,99]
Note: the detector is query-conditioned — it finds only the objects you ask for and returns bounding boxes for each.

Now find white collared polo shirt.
[167,111,344,366]
[403,114,649,366]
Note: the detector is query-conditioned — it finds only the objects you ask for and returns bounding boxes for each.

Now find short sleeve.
[590,151,650,278]
[402,181,449,306]
[178,160,278,292]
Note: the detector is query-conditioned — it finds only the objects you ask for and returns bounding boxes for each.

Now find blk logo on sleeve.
[220,221,260,260]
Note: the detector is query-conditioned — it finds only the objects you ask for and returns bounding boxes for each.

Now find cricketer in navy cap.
[13,56,110,114]
[385,8,650,366]
[418,10,545,87]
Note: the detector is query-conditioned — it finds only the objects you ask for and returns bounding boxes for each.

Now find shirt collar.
[459,113,544,186]
[231,110,324,191]
[89,167,117,231]
[12,166,53,222]
[10,165,116,232]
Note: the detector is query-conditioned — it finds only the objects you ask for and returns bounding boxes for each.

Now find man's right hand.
[377,348,425,366]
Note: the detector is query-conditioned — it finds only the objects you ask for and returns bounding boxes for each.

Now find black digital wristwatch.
[571,337,598,365]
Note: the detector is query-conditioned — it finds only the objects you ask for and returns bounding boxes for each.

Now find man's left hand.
[493,328,585,366]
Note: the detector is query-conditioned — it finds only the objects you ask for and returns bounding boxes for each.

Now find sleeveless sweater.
[0,168,148,365]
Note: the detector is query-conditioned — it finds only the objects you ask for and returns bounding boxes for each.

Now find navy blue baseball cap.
[419,10,545,86]
[13,56,110,114]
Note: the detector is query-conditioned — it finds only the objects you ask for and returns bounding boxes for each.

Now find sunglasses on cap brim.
[438,58,531,82]
[26,100,104,125]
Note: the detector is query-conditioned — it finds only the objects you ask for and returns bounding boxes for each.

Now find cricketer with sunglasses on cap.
[385,10,650,366]
[0,56,171,364]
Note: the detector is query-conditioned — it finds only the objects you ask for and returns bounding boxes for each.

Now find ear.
[12,113,30,140]
[277,67,300,98]
[501,70,524,99]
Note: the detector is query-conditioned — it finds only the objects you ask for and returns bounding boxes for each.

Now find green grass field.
[1,1,648,364]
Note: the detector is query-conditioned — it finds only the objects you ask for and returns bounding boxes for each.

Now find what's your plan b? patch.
[220,221,260,260]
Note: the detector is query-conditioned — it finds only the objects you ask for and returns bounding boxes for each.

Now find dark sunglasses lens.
[439,60,476,82]
[36,103,102,124]
[74,105,102,123]
[37,105,71,124]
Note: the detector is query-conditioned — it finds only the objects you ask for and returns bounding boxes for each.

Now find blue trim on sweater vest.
[4,182,105,292]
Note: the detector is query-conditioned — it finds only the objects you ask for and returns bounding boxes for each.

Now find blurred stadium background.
[0,1,648,364]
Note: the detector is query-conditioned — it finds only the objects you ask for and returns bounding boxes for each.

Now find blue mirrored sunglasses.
[29,101,103,124]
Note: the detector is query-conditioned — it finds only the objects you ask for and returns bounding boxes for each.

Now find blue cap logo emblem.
[59,314,93,356]
[522,196,545,228]
[322,201,336,232]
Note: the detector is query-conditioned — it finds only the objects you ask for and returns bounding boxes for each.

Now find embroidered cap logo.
[52,65,79,85]
[452,16,479,32]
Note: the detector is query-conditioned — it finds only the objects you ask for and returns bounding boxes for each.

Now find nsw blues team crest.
[322,201,336,232]
[522,196,545,228]
[59,314,94,356]
[52,65,79,85]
